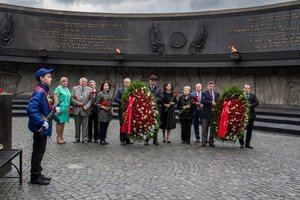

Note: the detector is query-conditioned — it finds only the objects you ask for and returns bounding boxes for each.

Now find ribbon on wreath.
[218,101,231,138]
[121,96,136,134]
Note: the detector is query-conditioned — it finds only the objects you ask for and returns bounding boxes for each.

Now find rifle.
[38,102,60,136]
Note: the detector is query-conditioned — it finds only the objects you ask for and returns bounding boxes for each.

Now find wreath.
[121,81,160,141]
[210,86,250,142]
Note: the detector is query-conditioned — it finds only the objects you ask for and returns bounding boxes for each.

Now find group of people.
[27,68,259,185]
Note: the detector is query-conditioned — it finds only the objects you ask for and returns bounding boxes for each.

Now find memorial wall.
[0,2,299,106]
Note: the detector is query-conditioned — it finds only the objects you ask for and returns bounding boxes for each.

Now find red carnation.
[73,95,78,100]
[101,101,109,107]
[0,89,3,94]
[90,91,96,95]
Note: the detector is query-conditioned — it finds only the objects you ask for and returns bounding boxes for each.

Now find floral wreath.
[121,81,160,141]
[210,86,250,142]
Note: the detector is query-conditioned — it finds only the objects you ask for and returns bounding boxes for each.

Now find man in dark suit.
[239,84,259,149]
[190,83,204,143]
[114,77,133,145]
[145,74,163,145]
[201,81,220,147]
[88,80,98,143]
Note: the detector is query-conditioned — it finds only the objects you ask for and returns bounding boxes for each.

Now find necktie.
[81,87,85,96]
[210,91,214,102]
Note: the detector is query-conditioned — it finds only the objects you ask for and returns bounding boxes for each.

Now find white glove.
[42,121,49,130]
[55,107,61,113]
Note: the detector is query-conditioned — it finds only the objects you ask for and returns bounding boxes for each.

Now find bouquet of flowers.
[121,81,160,141]
[210,86,250,142]
[101,101,109,107]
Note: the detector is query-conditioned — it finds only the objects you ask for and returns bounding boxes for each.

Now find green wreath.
[210,86,250,142]
[121,81,160,141]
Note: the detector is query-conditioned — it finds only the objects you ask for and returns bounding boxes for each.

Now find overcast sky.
[0,0,295,13]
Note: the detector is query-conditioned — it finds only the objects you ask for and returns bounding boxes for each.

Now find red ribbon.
[121,96,136,134]
[218,101,231,139]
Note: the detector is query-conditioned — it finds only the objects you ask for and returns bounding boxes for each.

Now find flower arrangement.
[210,86,250,142]
[121,81,160,141]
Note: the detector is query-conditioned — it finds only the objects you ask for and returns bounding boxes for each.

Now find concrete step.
[256,115,300,125]
[254,121,300,135]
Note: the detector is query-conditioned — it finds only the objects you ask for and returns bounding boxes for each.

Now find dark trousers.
[31,133,47,179]
[193,109,203,140]
[119,119,131,143]
[202,118,214,144]
[239,119,254,146]
[180,118,192,143]
[88,109,98,141]
[98,122,109,141]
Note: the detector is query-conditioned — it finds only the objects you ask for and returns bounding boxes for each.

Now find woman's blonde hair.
[60,77,68,85]
[183,86,191,92]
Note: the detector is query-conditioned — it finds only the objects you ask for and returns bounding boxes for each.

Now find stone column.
[0,94,12,176]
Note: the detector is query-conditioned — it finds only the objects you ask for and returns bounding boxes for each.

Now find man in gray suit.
[71,77,93,144]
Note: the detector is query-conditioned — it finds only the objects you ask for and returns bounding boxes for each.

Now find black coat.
[114,87,125,121]
[247,93,259,119]
[201,90,220,120]
[177,95,196,119]
[149,85,163,104]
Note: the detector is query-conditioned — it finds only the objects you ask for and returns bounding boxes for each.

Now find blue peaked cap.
[35,68,54,81]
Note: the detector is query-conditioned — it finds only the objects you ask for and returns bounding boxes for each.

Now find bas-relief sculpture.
[149,22,165,55]
[0,63,299,107]
[0,13,13,46]
[188,20,207,54]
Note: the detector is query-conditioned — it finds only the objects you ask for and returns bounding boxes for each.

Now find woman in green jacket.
[96,81,113,145]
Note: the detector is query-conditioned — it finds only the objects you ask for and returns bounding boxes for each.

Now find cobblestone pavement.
[1,117,299,200]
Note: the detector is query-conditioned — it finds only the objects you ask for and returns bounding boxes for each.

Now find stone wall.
[0,62,299,107]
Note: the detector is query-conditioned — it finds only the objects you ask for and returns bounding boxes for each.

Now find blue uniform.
[27,83,52,137]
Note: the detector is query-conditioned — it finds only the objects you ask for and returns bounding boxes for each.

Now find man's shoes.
[73,139,80,143]
[186,141,190,144]
[126,142,134,145]
[103,140,109,145]
[82,141,88,145]
[245,145,253,149]
[94,140,99,143]
[240,145,244,149]
[40,174,51,181]
[153,141,159,145]
[87,139,92,143]
[100,140,106,145]
[209,143,216,148]
[30,177,50,185]
[181,141,185,144]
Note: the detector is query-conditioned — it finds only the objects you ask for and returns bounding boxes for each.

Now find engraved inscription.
[37,20,131,51]
[229,12,300,49]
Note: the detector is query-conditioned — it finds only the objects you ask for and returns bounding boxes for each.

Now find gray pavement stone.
[0,117,299,200]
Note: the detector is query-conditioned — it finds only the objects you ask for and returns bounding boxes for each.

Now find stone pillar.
[0,94,13,176]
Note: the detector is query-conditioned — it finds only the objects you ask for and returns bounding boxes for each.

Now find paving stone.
[0,118,299,199]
